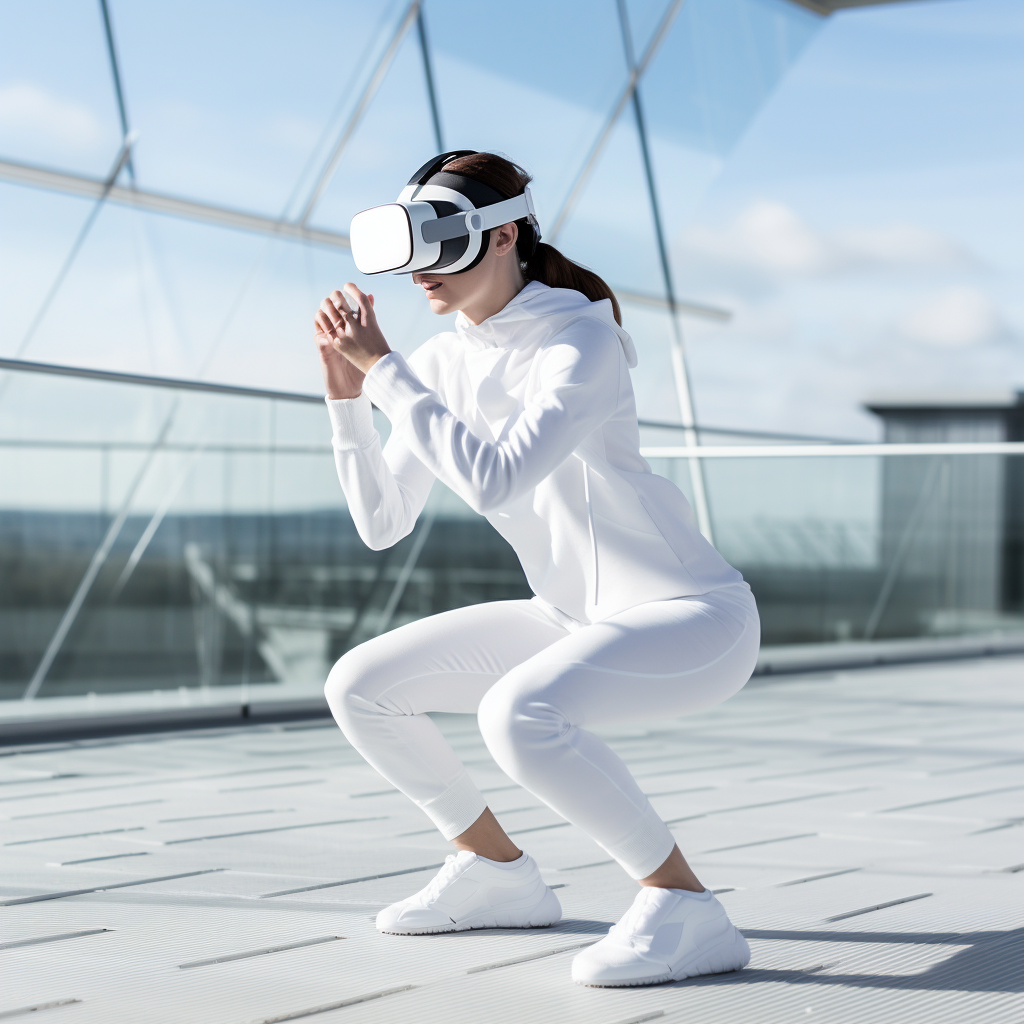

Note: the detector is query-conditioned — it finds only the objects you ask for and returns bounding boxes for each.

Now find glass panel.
[0,0,123,176]
[107,0,408,216]
[0,187,276,380]
[0,368,529,708]
[554,113,664,294]
[618,302,684,424]
[306,25,440,234]
[624,0,676,59]
[639,0,821,159]
[426,0,627,226]
[0,183,99,359]
[639,0,822,233]
[644,451,1024,645]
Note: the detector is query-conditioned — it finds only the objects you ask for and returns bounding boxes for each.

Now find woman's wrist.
[326,388,363,401]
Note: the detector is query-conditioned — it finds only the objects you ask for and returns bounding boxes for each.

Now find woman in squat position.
[314,152,759,987]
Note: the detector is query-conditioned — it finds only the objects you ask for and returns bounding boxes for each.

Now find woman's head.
[411,152,621,326]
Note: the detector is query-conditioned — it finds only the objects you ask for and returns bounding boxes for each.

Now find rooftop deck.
[2,655,1023,1023]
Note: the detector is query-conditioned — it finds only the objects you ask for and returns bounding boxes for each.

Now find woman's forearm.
[327,394,432,550]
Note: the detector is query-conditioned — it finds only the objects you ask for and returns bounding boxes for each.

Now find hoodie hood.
[455,280,638,368]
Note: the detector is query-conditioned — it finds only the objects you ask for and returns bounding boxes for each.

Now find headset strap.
[406,150,478,186]
[421,189,539,244]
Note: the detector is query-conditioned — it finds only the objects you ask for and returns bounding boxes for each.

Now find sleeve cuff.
[325,391,376,450]
[361,350,435,424]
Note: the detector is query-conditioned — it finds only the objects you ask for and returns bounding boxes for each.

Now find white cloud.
[837,223,969,269]
[898,287,1006,347]
[684,201,827,274]
[678,200,976,280]
[0,83,103,150]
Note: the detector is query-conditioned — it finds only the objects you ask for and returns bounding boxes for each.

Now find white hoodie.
[325,280,743,625]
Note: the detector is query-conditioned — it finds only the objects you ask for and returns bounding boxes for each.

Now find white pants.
[325,581,759,880]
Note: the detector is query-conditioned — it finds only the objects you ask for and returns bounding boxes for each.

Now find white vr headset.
[349,150,541,275]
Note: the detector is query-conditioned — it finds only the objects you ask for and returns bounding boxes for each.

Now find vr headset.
[349,150,540,276]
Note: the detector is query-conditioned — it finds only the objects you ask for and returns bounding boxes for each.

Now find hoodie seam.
[582,461,599,607]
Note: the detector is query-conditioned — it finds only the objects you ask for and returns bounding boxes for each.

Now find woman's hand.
[314,285,391,401]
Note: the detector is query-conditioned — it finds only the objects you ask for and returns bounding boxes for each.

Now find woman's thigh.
[488,583,760,728]
[327,598,569,716]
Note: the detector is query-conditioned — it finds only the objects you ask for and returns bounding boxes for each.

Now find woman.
[314,152,759,988]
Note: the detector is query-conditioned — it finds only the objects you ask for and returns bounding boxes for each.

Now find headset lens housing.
[350,204,413,274]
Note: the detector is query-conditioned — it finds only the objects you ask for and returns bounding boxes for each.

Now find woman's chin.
[427,296,452,315]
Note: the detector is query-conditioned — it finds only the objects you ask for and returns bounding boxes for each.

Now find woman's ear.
[493,221,519,257]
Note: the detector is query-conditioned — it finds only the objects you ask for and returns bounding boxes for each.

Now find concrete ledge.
[753,633,1024,677]
[3,633,1023,746]
[0,696,330,747]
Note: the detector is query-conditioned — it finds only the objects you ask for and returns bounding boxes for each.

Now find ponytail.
[441,152,622,327]
[524,242,622,327]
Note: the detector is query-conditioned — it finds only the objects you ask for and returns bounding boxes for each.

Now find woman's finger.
[329,289,356,319]
[329,290,361,327]
[314,309,336,336]
[321,296,348,331]
[344,283,371,325]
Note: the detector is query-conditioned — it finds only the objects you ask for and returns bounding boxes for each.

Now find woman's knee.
[478,674,572,768]
[323,644,391,730]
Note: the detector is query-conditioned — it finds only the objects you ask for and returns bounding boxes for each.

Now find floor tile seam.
[0,868,227,905]
[198,938,599,1023]
[241,935,607,1021]
[671,734,1024,761]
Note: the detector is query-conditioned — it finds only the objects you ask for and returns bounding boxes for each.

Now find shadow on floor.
[688,927,1024,994]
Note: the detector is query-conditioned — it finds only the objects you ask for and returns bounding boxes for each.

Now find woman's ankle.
[450,807,522,862]
[637,844,704,891]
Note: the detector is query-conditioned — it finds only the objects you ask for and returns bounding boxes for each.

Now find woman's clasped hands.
[314,284,392,400]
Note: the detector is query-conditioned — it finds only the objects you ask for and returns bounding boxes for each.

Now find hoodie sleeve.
[326,348,438,551]
[360,319,621,515]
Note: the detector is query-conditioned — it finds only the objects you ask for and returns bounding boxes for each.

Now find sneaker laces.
[608,888,668,948]
[419,853,465,903]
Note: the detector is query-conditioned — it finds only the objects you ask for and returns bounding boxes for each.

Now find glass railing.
[2,363,1022,719]
[644,441,1024,646]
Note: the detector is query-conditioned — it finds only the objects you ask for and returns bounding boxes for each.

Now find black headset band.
[406,150,478,186]
[425,171,505,209]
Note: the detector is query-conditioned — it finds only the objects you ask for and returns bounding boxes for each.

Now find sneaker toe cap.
[572,941,669,985]
[376,902,450,934]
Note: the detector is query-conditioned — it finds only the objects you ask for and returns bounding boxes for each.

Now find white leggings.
[325,581,759,880]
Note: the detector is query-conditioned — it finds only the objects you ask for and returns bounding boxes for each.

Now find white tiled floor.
[2,656,1022,1023]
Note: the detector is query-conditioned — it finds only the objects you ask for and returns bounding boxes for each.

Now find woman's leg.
[477,584,760,983]
[324,598,567,844]
[325,598,571,935]
[477,582,760,882]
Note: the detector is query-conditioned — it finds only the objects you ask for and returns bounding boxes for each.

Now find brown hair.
[442,152,622,326]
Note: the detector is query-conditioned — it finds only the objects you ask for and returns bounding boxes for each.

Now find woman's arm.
[316,289,434,550]
[326,392,436,551]
[361,319,621,515]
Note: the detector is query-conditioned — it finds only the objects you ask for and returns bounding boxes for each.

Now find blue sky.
[676,0,1024,437]
[0,0,1021,448]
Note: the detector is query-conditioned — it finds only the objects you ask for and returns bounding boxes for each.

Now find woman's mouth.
[421,281,442,295]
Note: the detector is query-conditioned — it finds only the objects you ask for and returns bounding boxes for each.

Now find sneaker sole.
[379,887,562,936]
[574,925,750,988]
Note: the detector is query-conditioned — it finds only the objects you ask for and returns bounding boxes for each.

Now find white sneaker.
[572,886,749,987]
[375,850,562,935]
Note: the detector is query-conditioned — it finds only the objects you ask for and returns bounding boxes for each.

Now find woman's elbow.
[354,509,415,551]
[360,531,395,552]
[462,456,518,514]
[466,482,516,515]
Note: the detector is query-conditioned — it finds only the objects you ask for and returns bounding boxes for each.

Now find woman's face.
[411,222,522,324]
